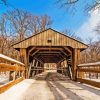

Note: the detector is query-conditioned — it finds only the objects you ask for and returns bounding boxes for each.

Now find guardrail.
[77,62,100,88]
[0,54,25,93]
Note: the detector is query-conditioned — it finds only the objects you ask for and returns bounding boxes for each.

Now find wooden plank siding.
[13,28,88,49]
[0,63,25,72]
[77,68,100,73]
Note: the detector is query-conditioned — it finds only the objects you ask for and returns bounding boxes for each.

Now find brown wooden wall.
[13,29,88,49]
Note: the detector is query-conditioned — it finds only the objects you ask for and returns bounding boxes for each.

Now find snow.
[0,72,100,100]
[84,78,100,82]
[78,62,100,67]
[0,79,36,100]
[0,54,24,66]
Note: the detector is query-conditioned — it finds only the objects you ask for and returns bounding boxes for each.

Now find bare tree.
[80,38,100,63]
[0,14,18,58]
[3,9,33,41]
[29,14,52,34]
[62,29,83,42]
[56,0,100,13]
[0,15,8,54]
[56,0,79,6]
[0,9,52,59]
[3,9,52,41]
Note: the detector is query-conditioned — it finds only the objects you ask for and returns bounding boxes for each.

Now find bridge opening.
[27,46,73,79]
[44,63,57,72]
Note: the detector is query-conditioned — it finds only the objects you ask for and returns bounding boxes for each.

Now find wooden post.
[20,49,27,66]
[9,71,14,81]
[35,60,39,75]
[77,49,80,65]
[72,48,83,81]
[13,71,16,80]
[57,62,61,73]
[77,49,84,79]
[72,48,78,81]
[20,48,28,78]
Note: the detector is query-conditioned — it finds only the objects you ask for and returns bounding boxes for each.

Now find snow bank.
[0,54,24,66]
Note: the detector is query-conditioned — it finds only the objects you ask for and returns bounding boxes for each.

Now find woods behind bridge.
[0,9,100,63]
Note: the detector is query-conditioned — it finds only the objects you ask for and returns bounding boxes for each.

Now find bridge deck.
[0,72,100,100]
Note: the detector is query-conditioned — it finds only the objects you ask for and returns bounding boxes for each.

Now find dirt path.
[0,72,100,100]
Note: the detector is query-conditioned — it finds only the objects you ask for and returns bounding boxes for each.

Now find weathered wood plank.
[13,29,88,49]
[0,54,24,66]
[0,63,25,72]
[77,68,100,73]
[77,78,100,88]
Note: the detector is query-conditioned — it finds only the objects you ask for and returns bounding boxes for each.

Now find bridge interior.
[27,46,73,78]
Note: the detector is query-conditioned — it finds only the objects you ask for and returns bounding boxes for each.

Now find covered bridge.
[12,28,88,80]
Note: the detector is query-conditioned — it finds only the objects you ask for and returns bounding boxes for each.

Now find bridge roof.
[12,28,88,49]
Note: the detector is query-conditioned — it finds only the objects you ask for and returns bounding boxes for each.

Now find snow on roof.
[0,54,25,66]
[78,62,100,67]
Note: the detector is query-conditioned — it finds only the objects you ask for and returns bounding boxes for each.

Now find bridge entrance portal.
[12,28,88,80]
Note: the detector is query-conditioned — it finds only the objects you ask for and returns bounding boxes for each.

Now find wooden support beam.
[72,48,77,81]
[58,53,66,59]
[77,78,100,88]
[0,63,25,72]
[64,47,72,54]
[34,57,44,64]
[37,48,63,51]
[72,49,81,80]
[32,50,40,57]
[28,47,36,54]
[77,49,80,64]
[77,68,100,73]
[59,50,68,56]
[20,49,27,66]
[37,51,60,54]
[77,49,84,79]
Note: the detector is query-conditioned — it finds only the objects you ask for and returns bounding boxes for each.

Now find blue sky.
[0,0,99,42]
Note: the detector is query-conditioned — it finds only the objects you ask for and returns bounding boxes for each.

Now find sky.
[0,0,100,43]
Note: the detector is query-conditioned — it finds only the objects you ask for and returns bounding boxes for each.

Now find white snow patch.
[0,54,24,66]
[0,79,35,100]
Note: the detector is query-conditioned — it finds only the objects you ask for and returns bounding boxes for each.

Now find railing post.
[13,71,16,80]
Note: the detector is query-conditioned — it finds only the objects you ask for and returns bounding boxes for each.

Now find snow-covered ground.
[0,72,100,100]
[84,78,100,82]
[0,72,9,85]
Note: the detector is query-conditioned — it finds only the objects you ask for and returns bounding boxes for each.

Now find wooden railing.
[77,62,100,88]
[0,54,25,93]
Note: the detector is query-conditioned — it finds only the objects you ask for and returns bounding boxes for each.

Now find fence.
[0,54,25,93]
[77,62,100,88]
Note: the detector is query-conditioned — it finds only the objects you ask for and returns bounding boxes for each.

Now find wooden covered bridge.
[12,28,88,80]
[0,28,100,99]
